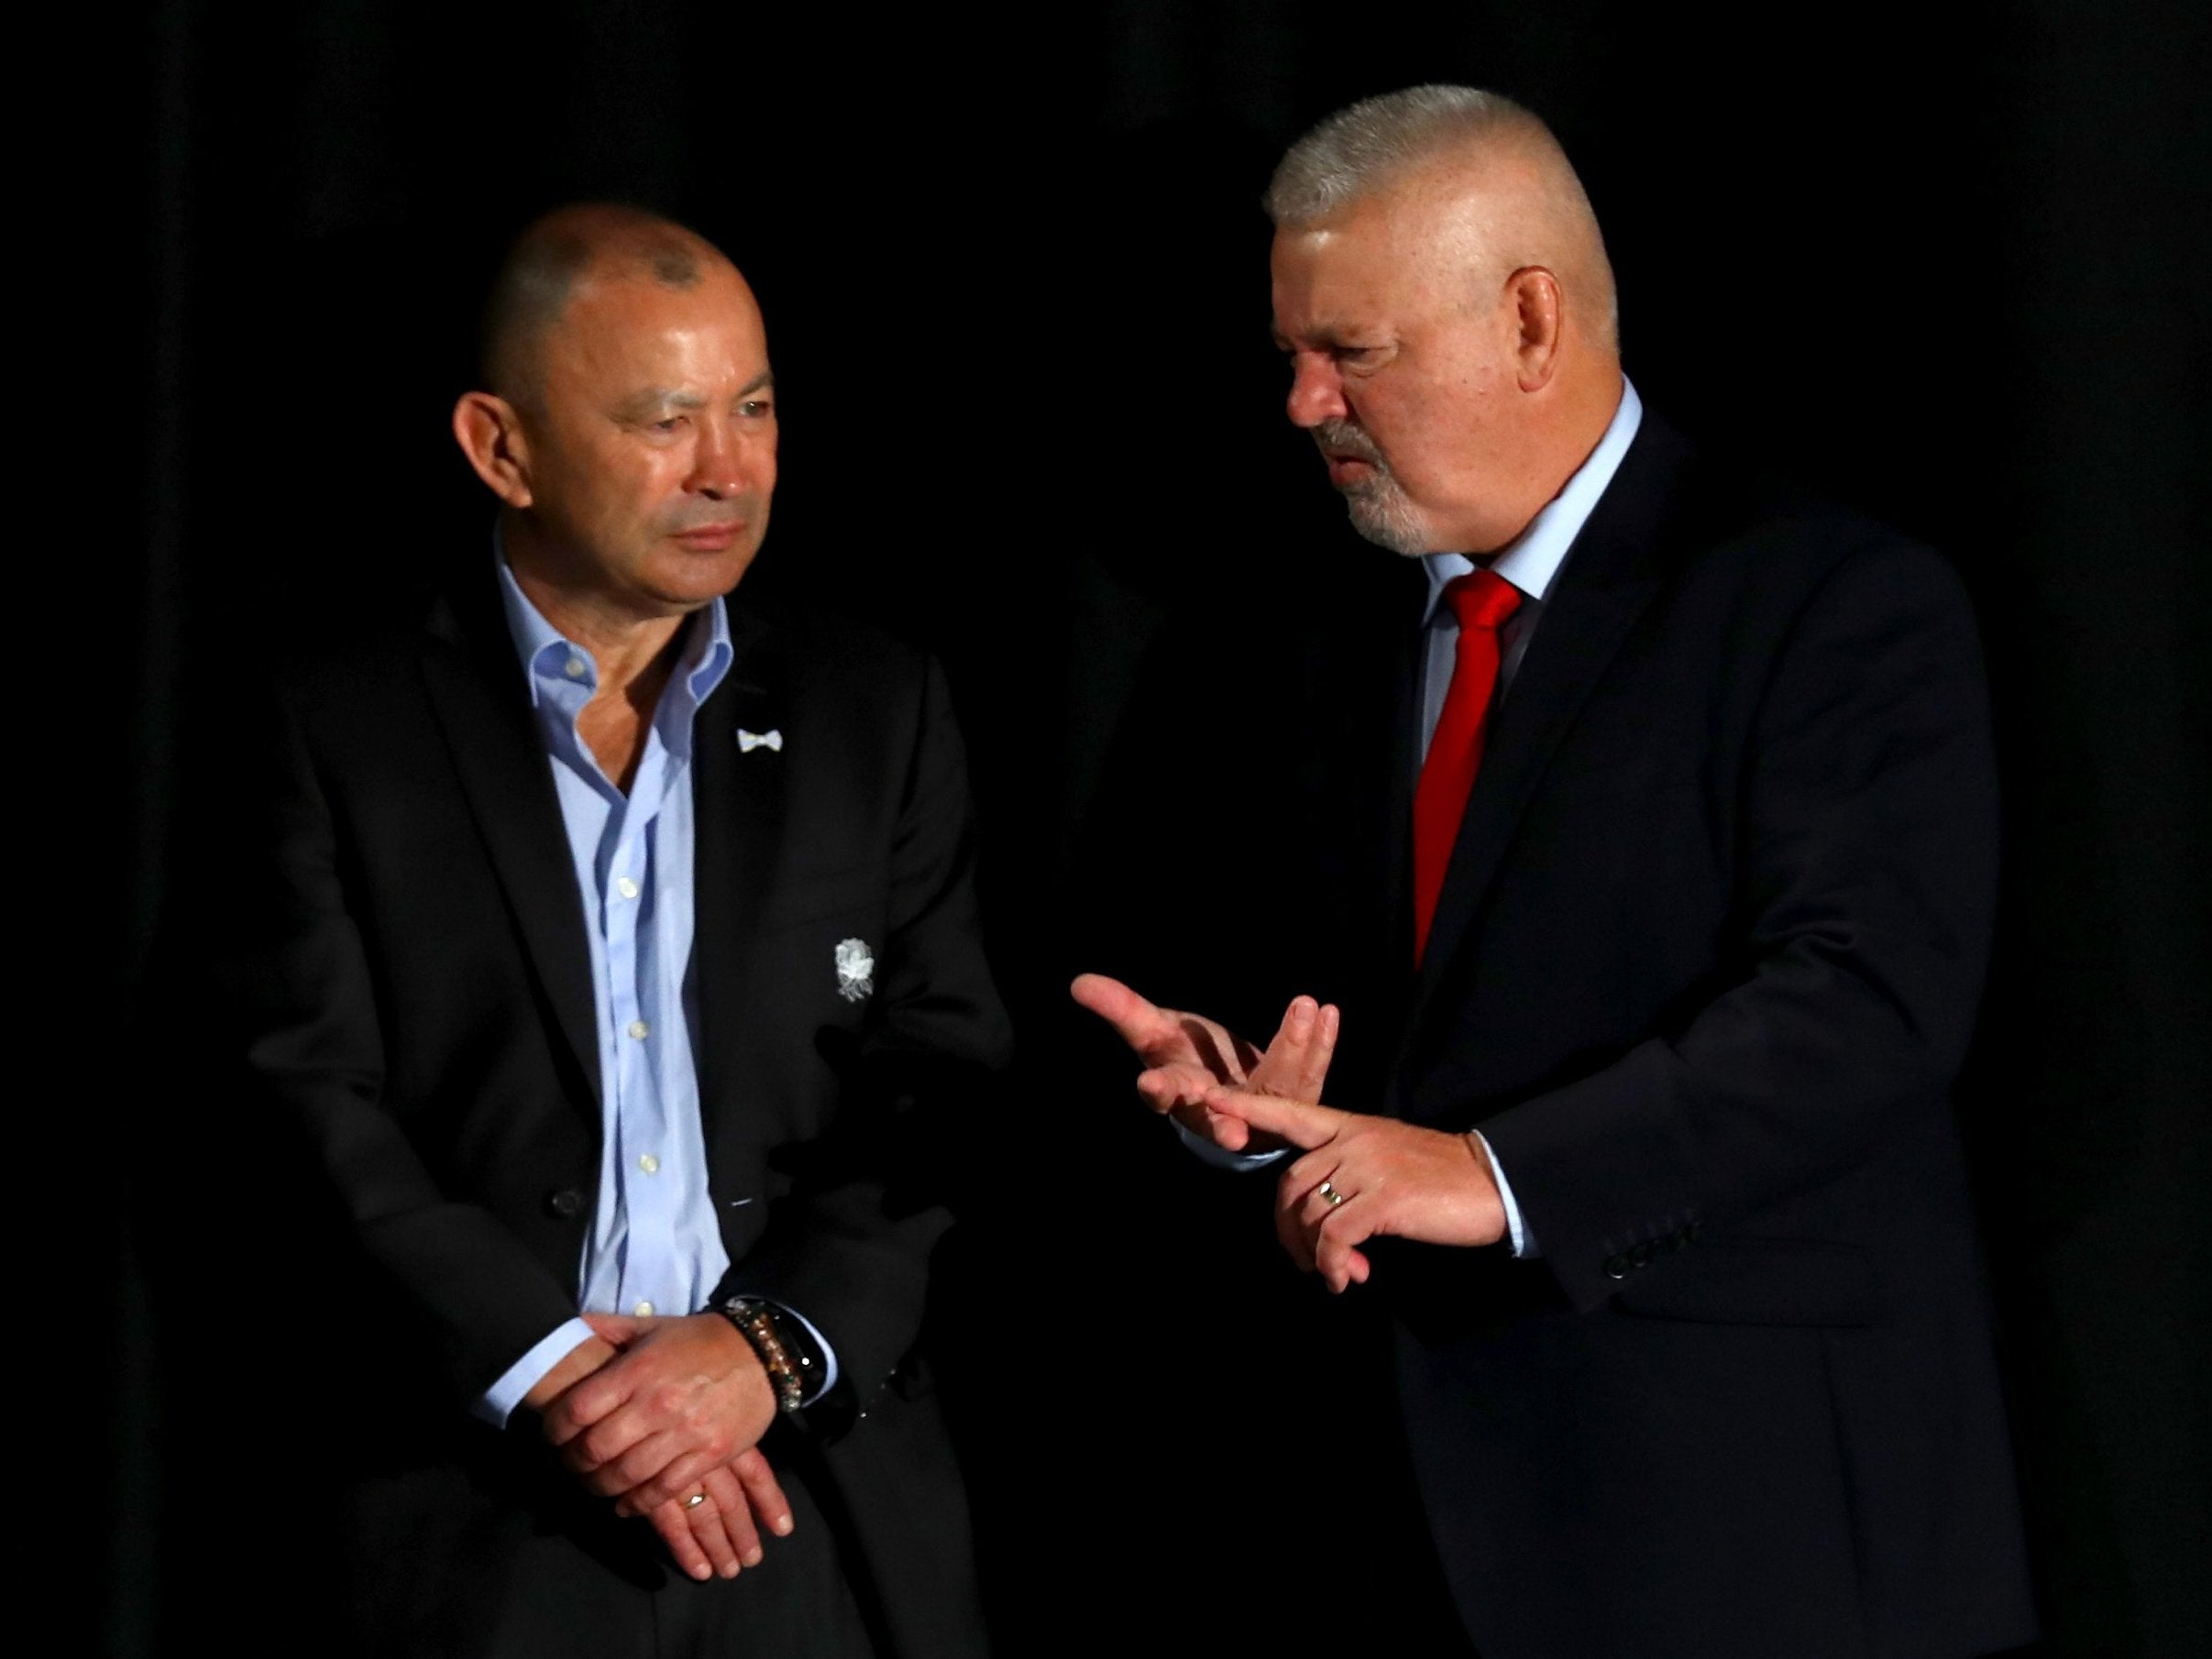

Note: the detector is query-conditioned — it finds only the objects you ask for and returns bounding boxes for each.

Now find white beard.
[1341,471,1435,556]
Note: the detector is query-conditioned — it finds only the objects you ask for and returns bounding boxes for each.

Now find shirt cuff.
[472,1316,599,1427]
[1172,1116,1289,1171]
[1472,1131,1537,1258]
[756,1300,841,1403]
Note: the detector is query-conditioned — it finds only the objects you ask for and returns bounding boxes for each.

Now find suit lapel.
[1400,421,1689,1045]
[417,577,601,1111]
[689,601,790,1116]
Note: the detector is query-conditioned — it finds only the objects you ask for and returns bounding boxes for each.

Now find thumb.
[583,1313,643,1346]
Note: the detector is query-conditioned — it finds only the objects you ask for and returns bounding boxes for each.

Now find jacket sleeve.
[1475,541,2001,1312]
[220,682,583,1403]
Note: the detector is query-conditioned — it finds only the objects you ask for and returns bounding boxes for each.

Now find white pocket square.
[737,728,784,753]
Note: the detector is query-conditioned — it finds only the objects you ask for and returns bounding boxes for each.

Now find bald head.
[480,204,736,405]
[1267,86,1617,356]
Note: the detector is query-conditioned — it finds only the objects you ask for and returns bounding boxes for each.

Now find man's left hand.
[539,1312,779,1513]
[1205,1088,1507,1292]
[644,1445,799,1580]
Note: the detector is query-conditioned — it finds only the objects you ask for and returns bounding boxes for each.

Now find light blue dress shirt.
[1185,379,1645,1262]
[474,555,835,1425]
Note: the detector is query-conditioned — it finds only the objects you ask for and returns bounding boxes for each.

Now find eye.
[650,416,685,433]
[739,398,774,419]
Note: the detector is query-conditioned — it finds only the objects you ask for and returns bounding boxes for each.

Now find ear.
[451,390,535,509]
[1506,267,1565,391]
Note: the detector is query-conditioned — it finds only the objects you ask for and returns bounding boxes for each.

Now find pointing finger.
[1203,1086,1342,1149]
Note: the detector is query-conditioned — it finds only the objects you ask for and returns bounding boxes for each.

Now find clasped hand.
[1072,973,1505,1291]
[534,1312,792,1581]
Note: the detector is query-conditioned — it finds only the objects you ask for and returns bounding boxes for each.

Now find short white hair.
[1264,84,1619,348]
[1265,85,1535,227]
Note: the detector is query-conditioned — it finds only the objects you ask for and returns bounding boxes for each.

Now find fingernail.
[745,1548,765,1566]
[722,1563,743,1578]
[692,1565,712,1581]
[773,1514,794,1536]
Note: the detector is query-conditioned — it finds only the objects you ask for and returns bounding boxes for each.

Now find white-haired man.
[1078,87,2036,1659]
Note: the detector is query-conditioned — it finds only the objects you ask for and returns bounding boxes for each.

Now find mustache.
[1312,420,1386,467]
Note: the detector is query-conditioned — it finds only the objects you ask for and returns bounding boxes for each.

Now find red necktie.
[1413,568,1523,963]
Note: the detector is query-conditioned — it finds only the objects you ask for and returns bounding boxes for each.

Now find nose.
[1284,352,1347,429]
[688,415,762,500]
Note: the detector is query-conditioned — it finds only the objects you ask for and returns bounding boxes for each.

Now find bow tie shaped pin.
[737,728,784,754]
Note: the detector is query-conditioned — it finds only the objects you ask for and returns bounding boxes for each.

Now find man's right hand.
[1070,973,1339,1152]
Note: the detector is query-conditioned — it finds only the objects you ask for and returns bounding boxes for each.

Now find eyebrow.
[1271,321,1358,349]
[615,371,776,421]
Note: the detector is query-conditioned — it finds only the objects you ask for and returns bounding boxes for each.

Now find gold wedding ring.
[685,1491,708,1510]
[1318,1180,1347,1206]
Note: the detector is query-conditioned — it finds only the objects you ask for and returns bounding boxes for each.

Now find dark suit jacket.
[189,563,1009,1656]
[1083,414,2037,1659]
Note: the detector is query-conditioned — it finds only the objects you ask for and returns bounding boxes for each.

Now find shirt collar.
[1421,375,1645,623]
[492,531,733,710]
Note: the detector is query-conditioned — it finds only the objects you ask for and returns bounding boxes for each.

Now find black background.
[107,3,2206,1654]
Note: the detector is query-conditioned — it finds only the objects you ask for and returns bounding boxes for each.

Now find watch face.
[775,1312,824,1376]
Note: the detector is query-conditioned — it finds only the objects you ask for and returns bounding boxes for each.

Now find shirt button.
[564,655,588,679]
[616,876,640,900]
[638,1153,660,1174]
[633,1300,655,1317]
[627,1019,651,1039]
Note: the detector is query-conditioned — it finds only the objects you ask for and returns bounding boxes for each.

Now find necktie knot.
[1444,567,1523,633]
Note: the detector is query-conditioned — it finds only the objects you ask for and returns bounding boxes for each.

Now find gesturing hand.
[1203,1088,1506,1291]
[1071,972,1339,1153]
[539,1312,781,1516]
[644,1449,794,1582]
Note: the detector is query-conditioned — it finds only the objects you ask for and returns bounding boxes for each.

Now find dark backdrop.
[106,4,2206,1654]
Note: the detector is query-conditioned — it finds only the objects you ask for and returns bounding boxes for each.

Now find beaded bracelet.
[721,1297,808,1414]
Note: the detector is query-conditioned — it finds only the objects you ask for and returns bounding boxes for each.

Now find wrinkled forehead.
[1270,193,1481,335]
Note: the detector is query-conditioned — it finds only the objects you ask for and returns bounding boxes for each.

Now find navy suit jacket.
[1084,413,2038,1659]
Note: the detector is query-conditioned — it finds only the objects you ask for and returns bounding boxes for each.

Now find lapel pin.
[737,728,784,753]
[834,938,875,1003]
